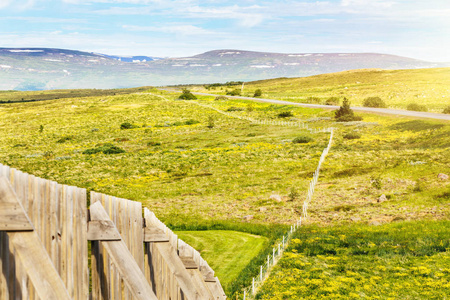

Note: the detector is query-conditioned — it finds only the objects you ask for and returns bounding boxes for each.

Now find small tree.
[335,98,362,122]
[178,89,197,100]
[253,89,262,97]
[207,116,215,129]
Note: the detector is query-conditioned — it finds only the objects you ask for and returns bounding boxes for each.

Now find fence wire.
[187,100,335,299]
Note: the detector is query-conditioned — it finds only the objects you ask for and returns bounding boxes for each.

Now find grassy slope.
[176,230,268,287]
[0,86,449,298]
[188,68,450,112]
[258,221,450,299]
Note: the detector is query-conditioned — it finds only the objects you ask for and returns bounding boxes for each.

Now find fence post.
[260,265,263,281]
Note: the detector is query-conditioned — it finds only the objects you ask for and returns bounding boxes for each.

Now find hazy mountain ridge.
[0,48,446,91]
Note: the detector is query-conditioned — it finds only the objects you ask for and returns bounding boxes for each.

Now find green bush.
[335,98,363,122]
[56,135,74,143]
[277,111,293,118]
[147,141,161,147]
[253,89,262,97]
[178,89,197,100]
[306,96,321,104]
[363,96,386,108]
[292,136,313,143]
[83,143,125,155]
[407,103,428,112]
[227,106,245,112]
[443,105,450,114]
[325,97,340,105]
[226,89,241,96]
[184,119,200,125]
[343,132,361,139]
[207,115,215,129]
[214,95,228,101]
[120,122,137,129]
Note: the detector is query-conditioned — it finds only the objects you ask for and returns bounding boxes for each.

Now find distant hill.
[0,48,447,90]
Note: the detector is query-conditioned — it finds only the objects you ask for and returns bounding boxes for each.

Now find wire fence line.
[188,100,335,299]
[192,101,334,133]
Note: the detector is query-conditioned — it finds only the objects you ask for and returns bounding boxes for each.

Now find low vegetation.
[1,86,449,298]
[257,221,450,299]
[185,68,450,112]
[407,102,428,112]
[363,96,386,108]
[178,89,197,100]
[334,98,363,122]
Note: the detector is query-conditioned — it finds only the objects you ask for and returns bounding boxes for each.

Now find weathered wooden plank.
[179,256,199,269]
[0,177,33,231]
[90,202,157,300]
[8,231,71,300]
[144,226,169,243]
[154,242,212,300]
[186,268,215,300]
[206,279,227,300]
[87,220,122,241]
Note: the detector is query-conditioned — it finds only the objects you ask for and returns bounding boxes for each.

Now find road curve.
[187,92,450,121]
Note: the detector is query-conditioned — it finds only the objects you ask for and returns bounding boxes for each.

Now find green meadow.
[0,82,449,298]
[189,67,450,112]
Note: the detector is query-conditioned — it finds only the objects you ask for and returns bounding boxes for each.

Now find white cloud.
[0,0,13,9]
[0,0,35,10]
[186,5,266,27]
[123,24,213,35]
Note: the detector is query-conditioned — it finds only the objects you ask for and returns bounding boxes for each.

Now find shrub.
[306,96,321,104]
[443,106,450,114]
[253,89,262,97]
[83,143,125,155]
[292,136,313,143]
[184,119,199,125]
[178,89,197,100]
[277,111,293,118]
[56,135,74,143]
[288,187,299,201]
[363,96,386,108]
[147,141,161,147]
[120,122,137,129]
[226,89,241,96]
[335,98,363,122]
[214,95,228,101]
[343,132,361,139]
[207,116,215,129]
[325,97,340,105]
[227,106,244,112]
[407,103,428,112]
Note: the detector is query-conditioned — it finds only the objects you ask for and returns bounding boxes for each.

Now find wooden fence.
[0,163,226,300]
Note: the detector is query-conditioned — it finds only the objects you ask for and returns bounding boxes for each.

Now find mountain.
[98,54,163,63]
[0,48,446,91]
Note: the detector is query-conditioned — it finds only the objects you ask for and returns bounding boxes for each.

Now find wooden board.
[87,220,122,241]
[8,231,71,300]
[0,177,33,231]
[89,202,157,300]
[0,164,89,300]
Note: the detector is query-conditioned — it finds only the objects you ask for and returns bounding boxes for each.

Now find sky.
[0,0,449,62]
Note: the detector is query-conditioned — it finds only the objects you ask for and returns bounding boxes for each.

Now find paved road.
[187,92,450,121]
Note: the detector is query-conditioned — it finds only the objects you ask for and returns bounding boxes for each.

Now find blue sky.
[0,0,449,61]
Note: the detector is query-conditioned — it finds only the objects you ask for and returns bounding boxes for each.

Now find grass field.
[187,67,450,112]
[176,230,268,287]
[257,221,450,299]
[0,85,449,298]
